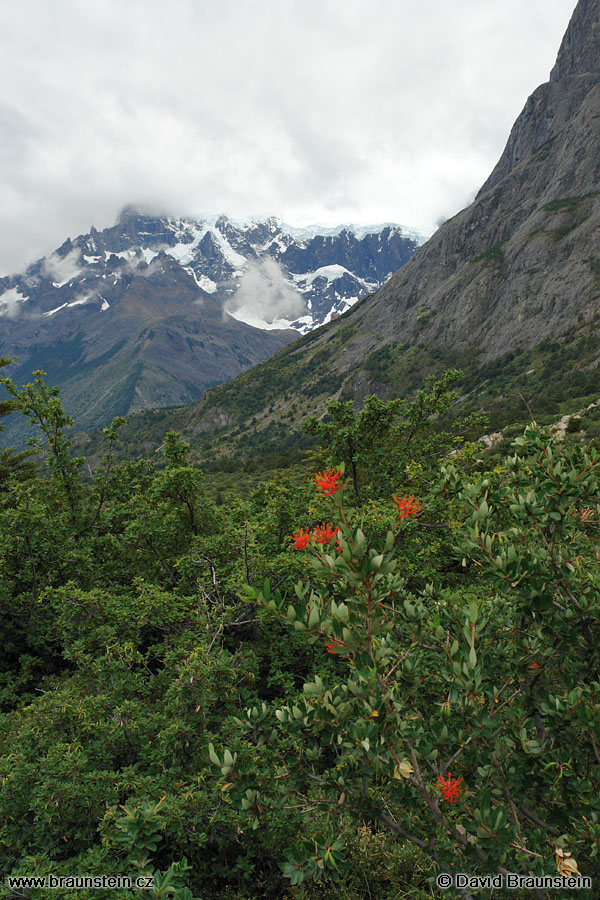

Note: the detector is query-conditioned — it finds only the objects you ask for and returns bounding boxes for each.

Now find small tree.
[303,370,484,502]
[303,395,403,500]
[0,356,36,487]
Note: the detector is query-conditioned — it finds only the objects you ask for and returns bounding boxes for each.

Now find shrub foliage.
[0,368,598,899]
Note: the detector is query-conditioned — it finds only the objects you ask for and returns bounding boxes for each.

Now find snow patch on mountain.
[193,214,429,246]
[3,213,421,333]
[164,222,207,266]
[321,297,357,324]
[106,249,135,262]
[185,268,217,293]
[206,225,247,272]
[67,295,92,308]
[279,221,428,244]
[303,265,354,284]
[44,302,69,317]
[141,248,159,265]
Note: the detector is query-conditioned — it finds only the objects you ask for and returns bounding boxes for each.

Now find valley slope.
[0,216,420,438]
[130,0,600,464]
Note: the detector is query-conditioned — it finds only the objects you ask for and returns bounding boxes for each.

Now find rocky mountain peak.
[477,0,600,197]
[117,204,143,224]
[298,0,600,393]
[0,216,422,440]
[550,0,600,82]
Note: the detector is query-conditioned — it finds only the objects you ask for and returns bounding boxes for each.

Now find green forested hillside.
[75,317,600,484]
[1,360,599,899]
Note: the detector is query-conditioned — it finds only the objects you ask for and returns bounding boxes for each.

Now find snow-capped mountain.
[0,209,422,335]
[0,210,421,438]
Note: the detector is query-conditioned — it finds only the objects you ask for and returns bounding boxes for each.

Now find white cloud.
[225,259,305,329]
[0,287,28,318]
[41,248,81,286]
[0,0,577,275]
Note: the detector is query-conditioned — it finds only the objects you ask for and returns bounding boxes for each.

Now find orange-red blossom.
[312,522,339,544]
[313,468,345,495]
[437,772,463,804]
[290,528,311,550]
[290,523,339,549]
[394,494,423,519]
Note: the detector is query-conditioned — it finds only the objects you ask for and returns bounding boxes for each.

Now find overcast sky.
[0,0,577,277]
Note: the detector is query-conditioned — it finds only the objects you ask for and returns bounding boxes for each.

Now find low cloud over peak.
[0,0,576,276]
[225,259,305,330]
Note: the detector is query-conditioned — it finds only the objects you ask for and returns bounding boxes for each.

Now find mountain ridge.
[133,0,600,456]
[0,216,420,440]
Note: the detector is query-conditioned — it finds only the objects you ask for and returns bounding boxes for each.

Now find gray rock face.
[320,0,600,373]
[478,74,599,196]
[481,0,600,196]
[549,0,600,82]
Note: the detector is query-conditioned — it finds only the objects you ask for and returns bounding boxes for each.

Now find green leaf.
[308,606,320,628]
[371,553,384,571]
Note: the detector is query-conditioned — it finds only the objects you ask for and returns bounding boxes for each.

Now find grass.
[542,193,599,242]
[472,238,509,267]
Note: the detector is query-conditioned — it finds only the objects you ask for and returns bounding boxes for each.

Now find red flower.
[394,494,423,519]
[325,638,345,654]
[574,507,593,523]
[437,772,463,804]
[313,468,345,495]
[311,522,339,544]
[290,528,311,550]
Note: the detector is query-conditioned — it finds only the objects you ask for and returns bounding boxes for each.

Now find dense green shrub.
[1,369,598,898]
[235,426,600,891]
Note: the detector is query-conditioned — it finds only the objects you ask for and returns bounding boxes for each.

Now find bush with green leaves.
[219,426,600,895]
[4,365,598,898]
[303,370,485,503]
[0,371,438,898]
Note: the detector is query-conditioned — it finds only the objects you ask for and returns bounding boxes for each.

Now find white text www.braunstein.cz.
[5,874,154,890]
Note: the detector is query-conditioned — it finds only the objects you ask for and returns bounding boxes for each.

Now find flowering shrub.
[213,427,600,890]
